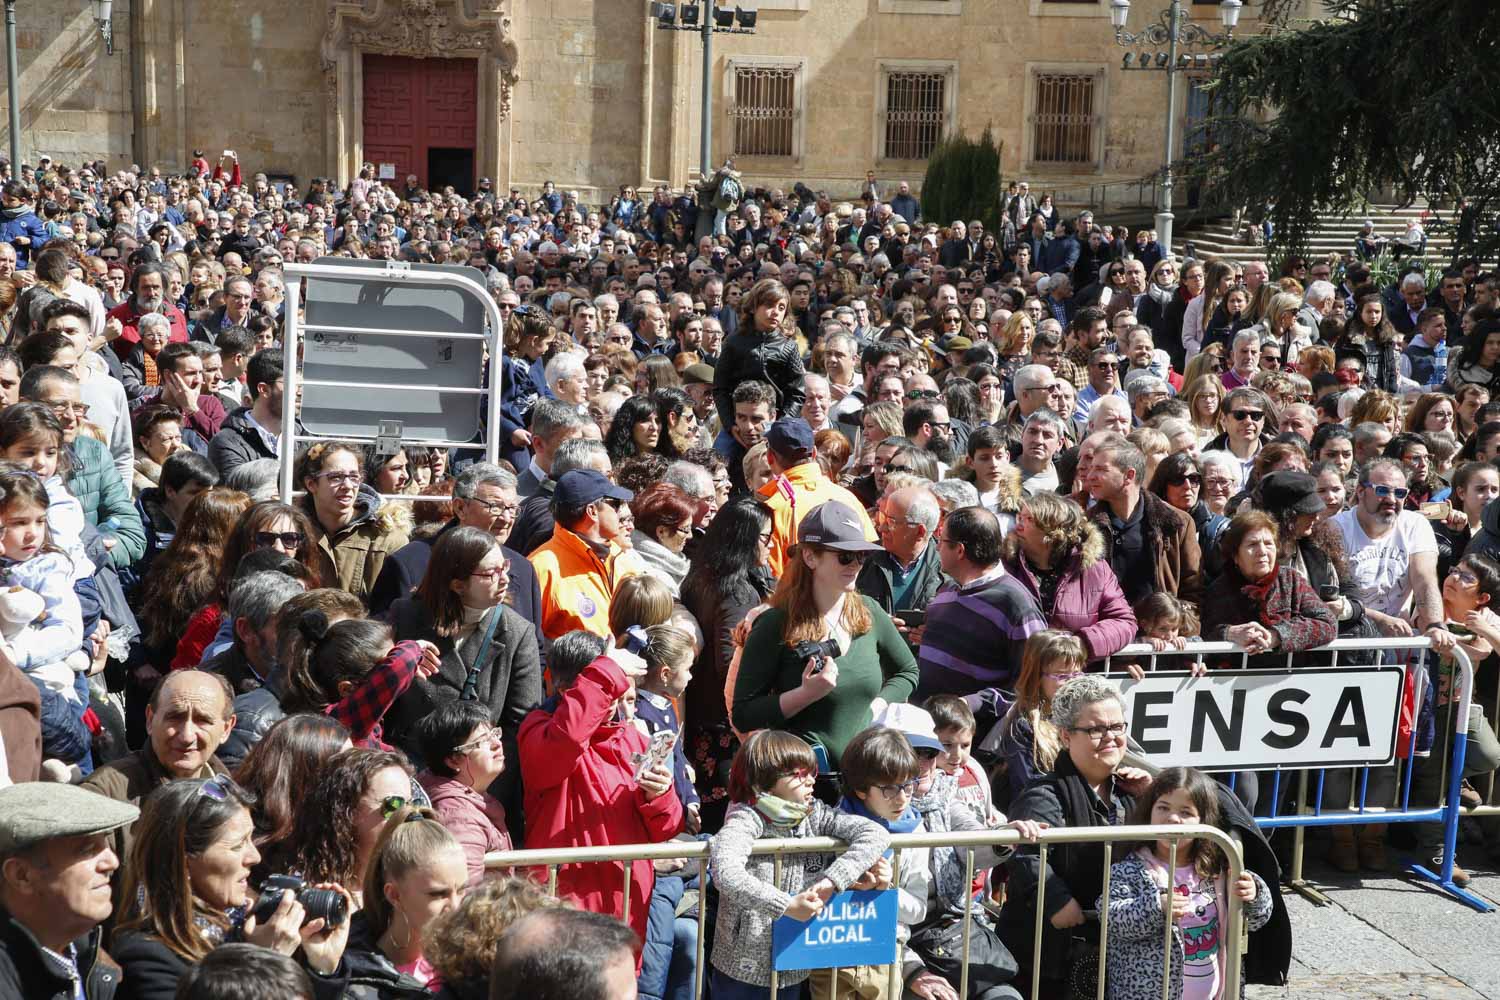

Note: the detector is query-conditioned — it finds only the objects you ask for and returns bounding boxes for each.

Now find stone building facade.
[2,0,1291,201]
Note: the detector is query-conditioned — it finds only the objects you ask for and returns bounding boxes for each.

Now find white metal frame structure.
[277,259,505,503]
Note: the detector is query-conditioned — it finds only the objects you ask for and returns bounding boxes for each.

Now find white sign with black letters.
[1114,668,1406,771]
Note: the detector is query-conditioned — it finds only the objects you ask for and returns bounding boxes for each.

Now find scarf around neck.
[841,795,921,858]
[911,771,972,913]
[753,791,811,828]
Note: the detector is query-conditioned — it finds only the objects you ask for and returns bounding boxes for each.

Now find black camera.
[249,875,348,928]
[793,638,842,671]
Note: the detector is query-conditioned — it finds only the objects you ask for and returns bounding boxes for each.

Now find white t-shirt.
[1332,508,1437,620]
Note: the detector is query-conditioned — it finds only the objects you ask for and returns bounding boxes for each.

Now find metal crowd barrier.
[485,823,1247,1000]
[1101,636,1488,912]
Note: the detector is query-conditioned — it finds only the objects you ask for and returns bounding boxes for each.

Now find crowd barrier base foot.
[1287,879,1334,907]
[1405,862,1496,913]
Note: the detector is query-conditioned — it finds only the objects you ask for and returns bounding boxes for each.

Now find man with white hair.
[1279,402,1318,442]
[857,484,948,624]
[1389,271,1429,335]
[1056,395,1131,491]
[1297,280,1336,336]
[800,372,835,433]
[1004,363,1069,446]
[1125,373,1172,427]
[545,351,589,410]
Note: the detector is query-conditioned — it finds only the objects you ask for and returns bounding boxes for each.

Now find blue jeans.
[708,968,802,1000]
[666,914,698,1000]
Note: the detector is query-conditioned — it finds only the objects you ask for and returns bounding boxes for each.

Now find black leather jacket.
[711,327,806,429]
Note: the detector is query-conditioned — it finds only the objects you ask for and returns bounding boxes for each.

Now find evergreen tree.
[1191,0,1500,264]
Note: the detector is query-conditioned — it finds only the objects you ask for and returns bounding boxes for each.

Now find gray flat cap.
[0,783,139,853]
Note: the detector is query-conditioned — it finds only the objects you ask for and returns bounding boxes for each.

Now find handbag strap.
[459,607,504,701]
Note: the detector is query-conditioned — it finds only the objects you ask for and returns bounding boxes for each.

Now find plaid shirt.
[1055,355,1087,390]
[328,640,424,748]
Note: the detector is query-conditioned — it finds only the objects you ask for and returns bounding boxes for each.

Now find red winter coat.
[517,655,684,951]
[1001,520,1138,662]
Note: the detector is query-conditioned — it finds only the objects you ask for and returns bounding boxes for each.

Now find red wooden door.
[362,55,477,189]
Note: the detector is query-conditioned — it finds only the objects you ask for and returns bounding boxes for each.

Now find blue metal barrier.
[1101,637,1491,913]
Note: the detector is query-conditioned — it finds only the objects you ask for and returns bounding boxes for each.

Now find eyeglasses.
[927,421,952,432]
[254,530,304,549]
[1070,722,1128,745]
[1450,567,1479,586]
[317,471,361,485]
[876,509,923,529]
[1229,409,1264,422]
[46,401,89,417]
[1363,483,1410,500]
[1045,670,1085,682]
[454,726,504,753]
[872,778,920,797]
[470,563,510,581]
[379,794,408,819]
[469,498,520,518]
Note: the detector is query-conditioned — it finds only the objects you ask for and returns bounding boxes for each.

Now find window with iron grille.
[729,65,798,158]
[1031,73,1098,165]
[883,70,949,161]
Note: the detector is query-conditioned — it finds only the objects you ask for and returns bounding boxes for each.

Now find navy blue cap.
[554,469,633,508]
[766,417,815,464]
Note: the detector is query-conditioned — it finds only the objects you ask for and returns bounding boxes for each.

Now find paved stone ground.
[1244,841,1500,1000]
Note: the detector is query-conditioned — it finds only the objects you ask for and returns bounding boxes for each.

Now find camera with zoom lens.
[793,638,842,671]
[248,875,348,928]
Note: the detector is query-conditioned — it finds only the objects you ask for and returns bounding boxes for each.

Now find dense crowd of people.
[0,151,1495,1000]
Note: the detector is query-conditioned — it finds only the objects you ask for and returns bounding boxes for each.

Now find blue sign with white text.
[771,889,898,971]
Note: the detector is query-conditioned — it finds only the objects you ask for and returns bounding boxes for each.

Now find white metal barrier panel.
[278,258,505,502]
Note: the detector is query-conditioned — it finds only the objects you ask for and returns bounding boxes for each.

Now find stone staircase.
[1173,202,1456,266]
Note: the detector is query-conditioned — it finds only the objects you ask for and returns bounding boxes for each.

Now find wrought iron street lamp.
[650,2,757,180]
[1109,0,1241,255]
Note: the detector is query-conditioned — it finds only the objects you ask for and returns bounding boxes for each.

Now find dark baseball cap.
[681,363,715,386]
[798,500,881,553]
[1257,470,1324,517]
[766,418,815,464]
[554,469,633,508]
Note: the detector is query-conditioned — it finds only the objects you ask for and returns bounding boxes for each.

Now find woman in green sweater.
[732,500,919,790]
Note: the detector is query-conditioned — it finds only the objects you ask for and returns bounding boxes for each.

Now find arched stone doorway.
[320,0,518,190]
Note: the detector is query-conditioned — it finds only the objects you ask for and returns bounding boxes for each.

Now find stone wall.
[0,0,1269,208]
[165,0,326,182]
[0,1,132,168]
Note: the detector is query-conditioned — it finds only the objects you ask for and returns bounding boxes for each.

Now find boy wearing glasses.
[827,705,1036,1000]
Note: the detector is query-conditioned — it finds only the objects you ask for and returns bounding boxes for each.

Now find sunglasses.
[380,794,409,819]
[1174,473,1203,486]
[255,530,304,549]
[196,773,233,802]
[1230,409,1264,422]
[820,549,869,566]
[1364,483,1410,500]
